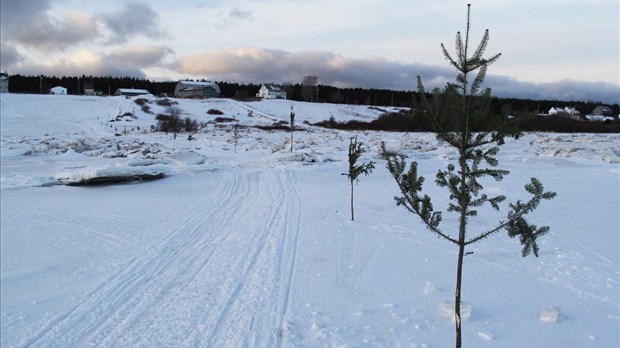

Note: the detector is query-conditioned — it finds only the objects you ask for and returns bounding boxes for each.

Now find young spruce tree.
[384,5,556,348]
[289,105,295,153]
[232,123,241,154]
[344,135,375,221]
[187,134,194,150]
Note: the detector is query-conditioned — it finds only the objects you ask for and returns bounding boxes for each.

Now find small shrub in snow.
[134,98,149,106]
[207,109,224,115]
[184,117,199,132]
[156,98,177,107]
[213,117,237,123]
[378,141,406,160]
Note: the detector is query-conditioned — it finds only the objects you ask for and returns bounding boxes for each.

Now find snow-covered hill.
[1,93,618,347]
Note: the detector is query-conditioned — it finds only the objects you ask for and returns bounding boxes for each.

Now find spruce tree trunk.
[454,241,465,348]
[350,180,355,221]
[455,143,468,348]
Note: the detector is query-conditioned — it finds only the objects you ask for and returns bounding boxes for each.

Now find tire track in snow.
[201,169,287,346]
[275,170,303,348]
[22,167,304,347]
[21,170,246,347]
[199,168,303,348]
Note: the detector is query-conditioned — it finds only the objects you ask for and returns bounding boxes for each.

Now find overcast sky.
[1,0,618,103]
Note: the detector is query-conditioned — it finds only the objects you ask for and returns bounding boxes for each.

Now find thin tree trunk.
[454,241,465,348]
[455,142,468,348]
[350,180,355,221]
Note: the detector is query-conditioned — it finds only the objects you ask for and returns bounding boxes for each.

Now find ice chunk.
[438,301,472,321]
[539,306,561,322]
[424,281,436,295]
[478,331,494,341]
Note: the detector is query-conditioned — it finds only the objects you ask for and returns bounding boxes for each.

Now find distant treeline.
[313,111,620,133]
[6,74,619,116]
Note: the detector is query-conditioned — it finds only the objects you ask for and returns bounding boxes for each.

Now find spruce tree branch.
[465,198,536,245]
[465,180,555,246]
[388,158,458,245]
[441,44,460,69]
[465,220,509,246]
[402,194,459,245]
[472,29,489,61]
[415,77,448,135]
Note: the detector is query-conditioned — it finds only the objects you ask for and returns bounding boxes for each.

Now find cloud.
[7,45,175,79]
[229,7,252,20]
[102,2,167,44]
[174,47,620,104]
[175,47,455,88]
[487,76,620,103]
[214,7,253,30]
[11,12,99,52]
[0,42,23,70]
[0,0,51,24]
[108,45,175,68]
[1,0,99,52]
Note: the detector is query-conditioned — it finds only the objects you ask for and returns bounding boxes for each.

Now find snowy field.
[1,93,618,347]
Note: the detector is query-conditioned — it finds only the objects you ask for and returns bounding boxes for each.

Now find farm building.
[114,88,151,97]
[49,86,67,95]
[174,81,220,99]
[256,84,287,99]
[0,72,8,93]
[548,107,565,115]
[83,81,95,95]
[591,106,613,116]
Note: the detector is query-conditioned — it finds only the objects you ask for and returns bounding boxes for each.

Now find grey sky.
[1,0,618,103]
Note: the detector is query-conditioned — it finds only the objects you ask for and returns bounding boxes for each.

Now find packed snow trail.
[21,167,302,347]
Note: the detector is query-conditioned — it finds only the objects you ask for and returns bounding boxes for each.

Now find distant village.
[546,105,616,122]
[0,72,617,122]
[0,73,283,100]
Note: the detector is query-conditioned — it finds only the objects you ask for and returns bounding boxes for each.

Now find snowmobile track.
[22,167,303,347]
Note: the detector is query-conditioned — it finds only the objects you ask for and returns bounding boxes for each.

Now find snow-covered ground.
[1,93,618,347]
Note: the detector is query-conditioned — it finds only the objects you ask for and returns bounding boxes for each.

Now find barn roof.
[177,80,220,93]
[263,84,285,92]
[116,88,151,95]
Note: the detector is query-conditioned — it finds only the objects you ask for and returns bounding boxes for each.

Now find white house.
[548,107,565,115]
[49,86,67,95]
[564,106,580,115]
[174,81,220,99]
[256,84,287,99]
